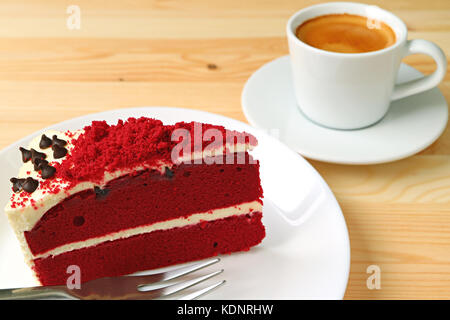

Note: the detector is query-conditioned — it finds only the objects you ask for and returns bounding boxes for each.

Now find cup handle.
[391,39,447,101]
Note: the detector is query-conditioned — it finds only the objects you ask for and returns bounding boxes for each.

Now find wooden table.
[0,0,449,299]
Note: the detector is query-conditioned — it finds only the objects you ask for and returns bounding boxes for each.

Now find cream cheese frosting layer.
[32,200,263,260]
[5,130,254,234]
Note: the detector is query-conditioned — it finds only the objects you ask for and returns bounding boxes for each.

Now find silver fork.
[0,258,224,300]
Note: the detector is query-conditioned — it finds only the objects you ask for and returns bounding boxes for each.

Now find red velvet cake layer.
[25,153,263,256]
[33,212,265,286]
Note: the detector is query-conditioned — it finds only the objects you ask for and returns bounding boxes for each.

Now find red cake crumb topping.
[54,117,257,184]
[9,191,30,209]
[64,130,76,139]
[54,118,173,183]
[39,179,63,195]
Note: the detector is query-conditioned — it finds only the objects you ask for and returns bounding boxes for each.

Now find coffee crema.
[295,14,396,53]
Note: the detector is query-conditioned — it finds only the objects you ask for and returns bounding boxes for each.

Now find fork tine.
[115,258,221,287]
[157,258,221,282]
[136,269,223,300]
[128,257,220,277]
[178,280,226,300]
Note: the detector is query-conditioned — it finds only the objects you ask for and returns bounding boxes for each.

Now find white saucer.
[242,56,448,165]
[0,107,350,299]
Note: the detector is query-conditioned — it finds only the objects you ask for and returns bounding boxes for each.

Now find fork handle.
[0,286,70,300]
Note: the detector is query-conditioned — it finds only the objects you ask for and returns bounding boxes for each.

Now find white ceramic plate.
[242,56,448,165]
[0,107,350,299]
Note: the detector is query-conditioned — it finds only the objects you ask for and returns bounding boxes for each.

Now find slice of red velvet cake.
[5,117,265,286]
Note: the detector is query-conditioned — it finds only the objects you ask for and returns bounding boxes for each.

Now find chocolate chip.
[41,164,56,179]
[73,216,85,226]
[52,135,67,147]
[10,177,26,193]
[22,177,39,193]
[94,186,110,199]
[165,167,174,179]
[31,148,46,164]
[183,171,191,177]
[19,147,32,163]
[207,63,218,70]
[33,158,48,171]
[39,134,53,149]
[52,144,68,159]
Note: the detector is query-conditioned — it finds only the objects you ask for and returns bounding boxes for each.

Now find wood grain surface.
[0,0,449,299]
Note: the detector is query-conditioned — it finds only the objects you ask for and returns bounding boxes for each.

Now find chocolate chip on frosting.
[39,134,53,149]
[19,147,32,163]
[31,148,46,164]
[52,135,67,147]
[52,144,68,159]
[33,158,49,171]
[10,177,26,193]
[21,177,39,193]
[41,164,56,179]
[165,167,174,179]
[94,186,110,199]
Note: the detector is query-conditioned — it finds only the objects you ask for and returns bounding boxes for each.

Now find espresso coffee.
[296,14,396,53]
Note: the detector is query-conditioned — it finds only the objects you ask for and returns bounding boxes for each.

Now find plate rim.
[0,106,350,299]
[241,55,449,165]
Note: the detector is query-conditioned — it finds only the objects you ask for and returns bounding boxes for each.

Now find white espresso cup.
[287,2,447,130]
